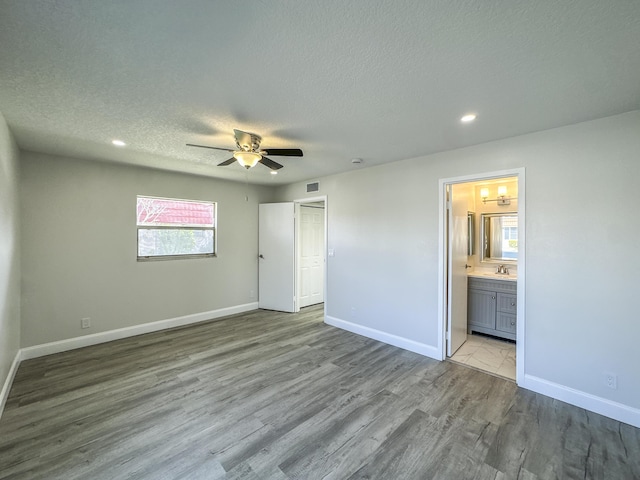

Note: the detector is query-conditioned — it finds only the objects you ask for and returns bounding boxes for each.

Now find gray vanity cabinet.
[468,290,496,330]
[468,277,517,341]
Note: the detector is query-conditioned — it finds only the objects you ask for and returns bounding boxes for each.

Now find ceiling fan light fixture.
[188,129,300,171]
[233,151,261,169]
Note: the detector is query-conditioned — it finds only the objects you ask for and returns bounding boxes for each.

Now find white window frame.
[136,195,217,261]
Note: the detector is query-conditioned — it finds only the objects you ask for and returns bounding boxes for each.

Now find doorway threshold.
[448,334,515,381]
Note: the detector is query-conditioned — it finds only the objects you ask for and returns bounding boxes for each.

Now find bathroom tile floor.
[449,333,516,381]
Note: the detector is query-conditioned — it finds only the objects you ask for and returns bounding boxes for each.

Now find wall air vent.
[306,182,319,193]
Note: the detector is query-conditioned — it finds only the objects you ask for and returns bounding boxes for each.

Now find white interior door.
[297,204,325,308]
[259,203,295,312]
[447,183,470,356]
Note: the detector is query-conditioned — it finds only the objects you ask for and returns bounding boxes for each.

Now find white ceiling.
[1,1,639,185]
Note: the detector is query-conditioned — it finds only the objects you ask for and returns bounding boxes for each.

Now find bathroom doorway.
[438,169,526,383]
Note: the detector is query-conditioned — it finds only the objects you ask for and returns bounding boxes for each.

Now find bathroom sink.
[468,271,517,281]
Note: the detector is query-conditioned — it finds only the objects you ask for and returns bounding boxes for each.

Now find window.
[137,196,216,260]
[501,218,518,258]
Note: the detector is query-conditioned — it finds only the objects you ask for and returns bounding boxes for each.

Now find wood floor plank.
[1,304,638,479]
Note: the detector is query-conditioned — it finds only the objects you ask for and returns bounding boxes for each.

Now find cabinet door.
[468,289,496,329]
[496,312,517,334]
[497,293,517,314]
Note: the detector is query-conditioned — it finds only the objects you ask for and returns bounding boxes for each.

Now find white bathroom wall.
[0,110,20,411]
[276,111,640,423]
[20,152,275,347]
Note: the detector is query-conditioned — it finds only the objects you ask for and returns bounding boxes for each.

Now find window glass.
[136,196,216,259]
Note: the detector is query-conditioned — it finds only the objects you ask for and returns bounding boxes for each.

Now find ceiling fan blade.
[187,143,234,152]
[217,157,237,166]
[259,156,283,170]
[261,148,303,157]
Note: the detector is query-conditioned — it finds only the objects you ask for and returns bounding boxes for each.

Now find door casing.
[296,203,326,309]
[294,196,328,314]
[438,168,526,384]
[258,197,328,314]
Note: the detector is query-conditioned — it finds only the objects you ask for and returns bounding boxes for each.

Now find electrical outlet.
[605,372,617,390]
[81,317,91,329]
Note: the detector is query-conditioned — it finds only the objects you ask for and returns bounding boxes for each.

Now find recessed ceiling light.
[351,158,363,164]
[270,171,278,175]
[112,139,126,146]
[460,114,477,123]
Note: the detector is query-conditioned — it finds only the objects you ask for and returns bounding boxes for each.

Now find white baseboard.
[324,316,640,428]
[325,315,441,360]
[7,307,638,430]
[521,374,640,428]
[21,302,258,361]
[0,350,22,421]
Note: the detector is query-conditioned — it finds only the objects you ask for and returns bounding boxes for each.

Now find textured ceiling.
[1,1,639,185]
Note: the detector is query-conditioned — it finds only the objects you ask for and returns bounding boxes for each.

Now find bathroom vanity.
[467,274,517,341]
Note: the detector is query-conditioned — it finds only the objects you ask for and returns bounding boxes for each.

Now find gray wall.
[276,111,640,411]
[0,111,20,390]
[20,153,275,346]
[10,111,640,420]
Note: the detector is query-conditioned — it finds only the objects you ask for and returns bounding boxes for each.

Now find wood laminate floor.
[1,305,638,479]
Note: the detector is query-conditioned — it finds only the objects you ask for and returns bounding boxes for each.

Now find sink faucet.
[496,265,509,275]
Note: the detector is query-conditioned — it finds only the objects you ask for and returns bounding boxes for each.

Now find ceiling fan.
[187,129,303,170]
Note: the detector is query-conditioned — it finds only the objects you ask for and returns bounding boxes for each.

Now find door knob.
[464,264,472,269]
[259,254,264,259]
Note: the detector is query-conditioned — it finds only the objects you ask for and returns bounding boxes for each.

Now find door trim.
[294,196,328,316]
[437,168,526,384]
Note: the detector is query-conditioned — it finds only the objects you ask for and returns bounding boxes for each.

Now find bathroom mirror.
[481,212,518,263]
[467,212,475,255]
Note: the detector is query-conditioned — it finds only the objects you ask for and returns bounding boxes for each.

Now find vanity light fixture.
[481,185,516,206]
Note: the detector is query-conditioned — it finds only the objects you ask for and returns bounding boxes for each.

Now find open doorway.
[258,198,327,314]
[295,199,326,309]
[438,169,525,384]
